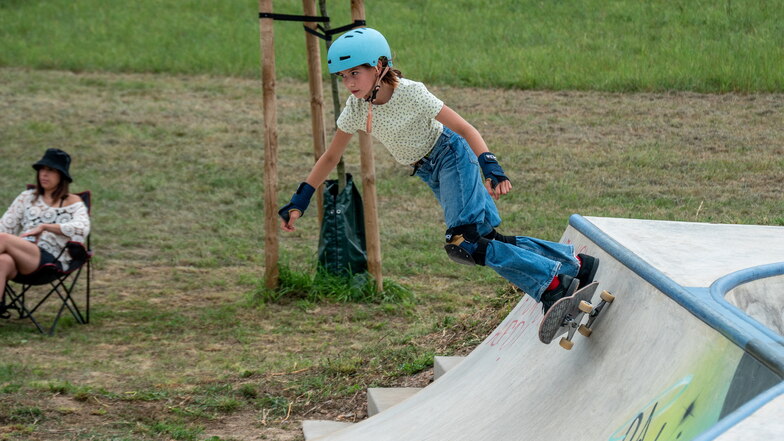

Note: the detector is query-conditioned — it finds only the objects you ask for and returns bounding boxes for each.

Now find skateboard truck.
[558,300,595,350]
[576,290,616,339]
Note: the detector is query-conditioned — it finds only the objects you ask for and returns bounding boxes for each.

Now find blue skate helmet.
[327,27,392,74]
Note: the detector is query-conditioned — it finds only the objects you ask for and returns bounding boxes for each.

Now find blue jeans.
[414,127,579,300]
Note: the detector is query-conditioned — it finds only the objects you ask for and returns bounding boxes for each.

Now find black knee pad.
[444,224,489,266]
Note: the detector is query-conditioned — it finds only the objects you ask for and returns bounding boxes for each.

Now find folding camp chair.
[0,190,92,335]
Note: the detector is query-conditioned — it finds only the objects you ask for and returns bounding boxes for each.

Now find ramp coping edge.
[568,214,784,375]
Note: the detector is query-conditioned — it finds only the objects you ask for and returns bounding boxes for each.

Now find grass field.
[1,67,782,440]
[1,0,783,91]
[1,1,783,439]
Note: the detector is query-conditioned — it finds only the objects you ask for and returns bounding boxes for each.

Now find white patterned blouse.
[0,189,91,271]
[337,78,445,165]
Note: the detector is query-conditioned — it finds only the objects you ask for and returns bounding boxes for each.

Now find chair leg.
[3,283,27,320]
[4,263,91,335]
[8,285,46,334]
[49,296,69,336]
[54,286,86,324]
[38,277,87,335]
[62,270,87,324]
[5,281,73,335]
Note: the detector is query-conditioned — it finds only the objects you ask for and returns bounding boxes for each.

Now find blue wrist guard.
[278,182,316,223]
[478,152,509,188]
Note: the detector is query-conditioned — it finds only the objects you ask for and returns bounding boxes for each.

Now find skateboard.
[538,281,616,350]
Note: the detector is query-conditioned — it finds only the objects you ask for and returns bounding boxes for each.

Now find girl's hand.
[280,210,302,232]
[278,182,315,232]
[20,224,47,242]
[485,179,512,200]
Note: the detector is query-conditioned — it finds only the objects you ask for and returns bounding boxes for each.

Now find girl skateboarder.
[278,28,598,312]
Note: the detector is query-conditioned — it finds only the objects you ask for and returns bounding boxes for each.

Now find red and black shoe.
[540,275,579,314]
[576,253,600,287]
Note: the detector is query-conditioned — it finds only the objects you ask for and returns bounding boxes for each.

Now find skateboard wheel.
[600,290,616,302]
[559,338,574,350]
[578,301,593,313]
[579,324,592,337]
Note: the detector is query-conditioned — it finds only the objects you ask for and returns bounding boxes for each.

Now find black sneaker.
[576,254,599,287]
[540,275,579,314]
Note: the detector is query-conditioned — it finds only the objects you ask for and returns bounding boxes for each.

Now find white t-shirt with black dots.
[337,78,445,165]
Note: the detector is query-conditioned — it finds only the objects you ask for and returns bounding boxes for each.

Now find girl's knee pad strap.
[483,228,516,244]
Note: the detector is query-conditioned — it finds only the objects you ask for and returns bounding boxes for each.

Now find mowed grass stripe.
[1,0,782,91]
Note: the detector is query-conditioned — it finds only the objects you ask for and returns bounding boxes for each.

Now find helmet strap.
[365,64,391,133]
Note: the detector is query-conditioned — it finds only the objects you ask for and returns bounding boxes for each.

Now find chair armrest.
[66,241,90,263]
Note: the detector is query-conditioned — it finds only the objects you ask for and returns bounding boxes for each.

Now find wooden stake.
[302,0,326,223]
[351,0,383,292]
[318,0,348,192]
[260,0,279,289]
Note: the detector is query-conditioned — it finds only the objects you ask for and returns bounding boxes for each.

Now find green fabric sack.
[317,174,367,276]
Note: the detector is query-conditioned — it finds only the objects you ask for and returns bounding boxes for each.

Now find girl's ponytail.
[378,56,402,87]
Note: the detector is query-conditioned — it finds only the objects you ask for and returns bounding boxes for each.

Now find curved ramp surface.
[309,216,784,441]
[724,275,784,335]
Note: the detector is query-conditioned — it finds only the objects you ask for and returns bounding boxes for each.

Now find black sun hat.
[32,148,73,182]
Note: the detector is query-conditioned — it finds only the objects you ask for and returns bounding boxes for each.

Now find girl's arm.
[57,197,91,242]
[435,105,489,157]
[21,197,90,242]
[20,223,63,239]
[304,129,353,189]
[435,105,512,199]
[280,129,354,232]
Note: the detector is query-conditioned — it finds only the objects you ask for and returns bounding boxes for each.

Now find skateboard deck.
[539,282,604,349]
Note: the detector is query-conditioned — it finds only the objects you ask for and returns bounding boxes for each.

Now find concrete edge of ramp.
[570,214,784,377]
[303,421,353,440]
[367,388,421,416]
[304,357,467,440]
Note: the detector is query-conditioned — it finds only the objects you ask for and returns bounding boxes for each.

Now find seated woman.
[0,148,91,300]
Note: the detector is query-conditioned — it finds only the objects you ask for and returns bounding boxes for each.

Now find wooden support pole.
[351,0,383,291]
[319,0,347,192]
[260,0,279,289]
[302,0,326,223]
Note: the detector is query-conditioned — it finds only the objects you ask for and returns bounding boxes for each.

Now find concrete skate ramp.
[311,215,784,441]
